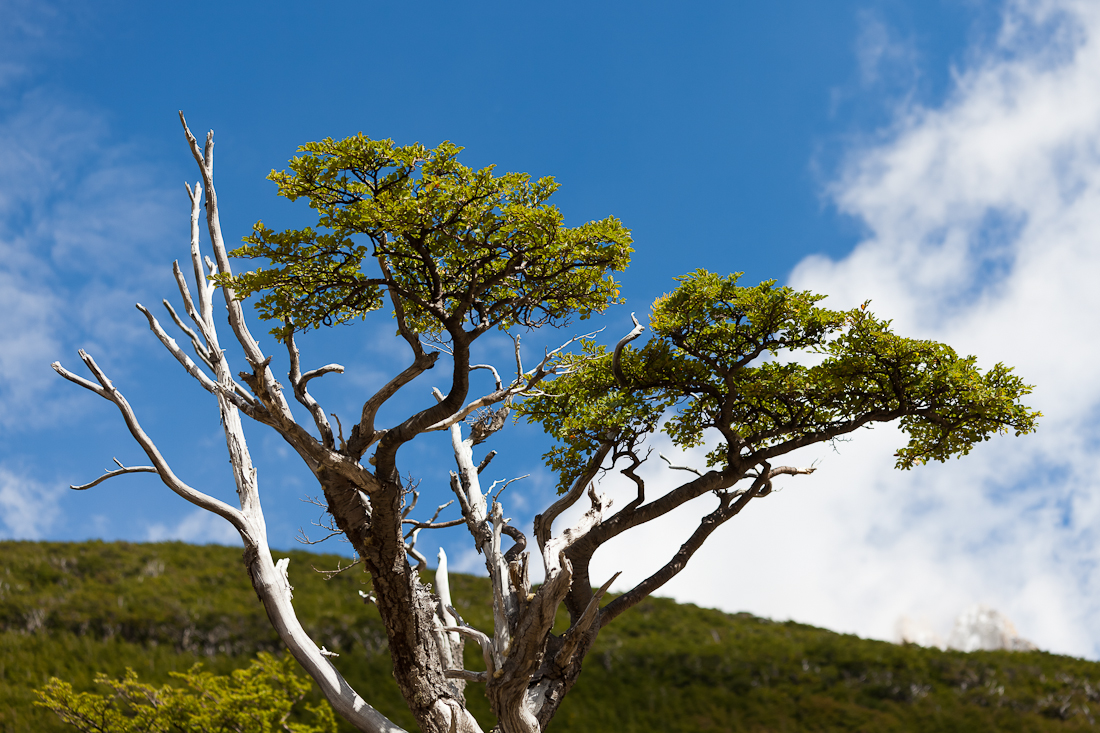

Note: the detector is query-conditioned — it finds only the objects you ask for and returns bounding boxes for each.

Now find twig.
[659,452,703,477]
[297,528,344,546]
[311,557,362,579]
[70,458,158,491]
[403,517,465,531]
[490,475,528,503]
[330,413,347,451]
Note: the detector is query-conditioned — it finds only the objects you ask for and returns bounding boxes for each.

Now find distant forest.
[3,540,1099,732]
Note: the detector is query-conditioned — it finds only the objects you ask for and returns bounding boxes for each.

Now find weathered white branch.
[135,305,220,393]
[659,452,703,477]
[768,465,817,477]
[443,408,520,681]
[472,363,503,391]
[135,303,259,413]
[179,113,295,422]
[406,544,430,573]
[441,625,495,677]
[185,180,216,330]
[70,458,157,491]
[542,486,610,576]
[171,258,212,345]
[489,475,528,503]
[286,330,339,448]
[302,364,345,385]
[51,352,250,533]
[51,361,107,397]
[436,548,460,651]
[533,442,613,564]
[162,299,212,369]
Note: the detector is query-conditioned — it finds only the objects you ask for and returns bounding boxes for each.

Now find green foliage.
[3,541,1099,733]
[35,653,336,733]
[0,541,413,733]
[521,270,1040,492]
[221,135,632,337]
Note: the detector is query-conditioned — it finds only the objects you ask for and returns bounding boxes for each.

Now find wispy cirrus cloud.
[0,90,182,429]
[590,0,1100,659]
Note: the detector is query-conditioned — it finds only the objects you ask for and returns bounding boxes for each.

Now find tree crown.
[520,270,1039,492]
[223,135,633,339]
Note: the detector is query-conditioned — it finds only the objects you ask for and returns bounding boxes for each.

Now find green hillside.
[2,540,1098,732]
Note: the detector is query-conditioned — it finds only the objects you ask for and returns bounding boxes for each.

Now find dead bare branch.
[311,557,363,579]
[403,517,465,531]
[135,303,261,414]
[70,458,157,491]
[533,442,613,561]
[659,452,703,477]
[440,625,495,677]
[162,299,213,370]
[286,328,339,448]
[490,475,528,503]
[50,351,249,533]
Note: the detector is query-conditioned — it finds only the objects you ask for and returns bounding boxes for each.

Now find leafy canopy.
[223,135,632,338]
[521,270,1040,492]
[35,653,336,733]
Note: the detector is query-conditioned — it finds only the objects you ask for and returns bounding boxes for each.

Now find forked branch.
[70,458,157,491]
[51,352,249,535]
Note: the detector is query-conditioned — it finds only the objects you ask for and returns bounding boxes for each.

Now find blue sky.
[6,0,1100,658]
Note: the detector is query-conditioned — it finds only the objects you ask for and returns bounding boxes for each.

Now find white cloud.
[0,465,62,538]
[145,507,242,545]
[591,0,1100,659]
[0,91,180,429]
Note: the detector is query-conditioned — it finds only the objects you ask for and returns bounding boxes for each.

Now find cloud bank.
[591,0,1100,659]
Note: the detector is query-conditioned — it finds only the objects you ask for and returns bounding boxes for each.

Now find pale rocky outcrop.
[946,604,1037,652]
[896,604,1037,652]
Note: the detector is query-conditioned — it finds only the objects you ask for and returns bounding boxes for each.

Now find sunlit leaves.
[36,652,337,733]
[521,270,1039,492]
[223,135,633,338]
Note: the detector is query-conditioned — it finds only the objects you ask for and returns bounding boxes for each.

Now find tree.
[35,653,337,733]
[52,114,1039,733]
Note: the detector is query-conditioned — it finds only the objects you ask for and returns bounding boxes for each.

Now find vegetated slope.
[2,541,1098,732]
